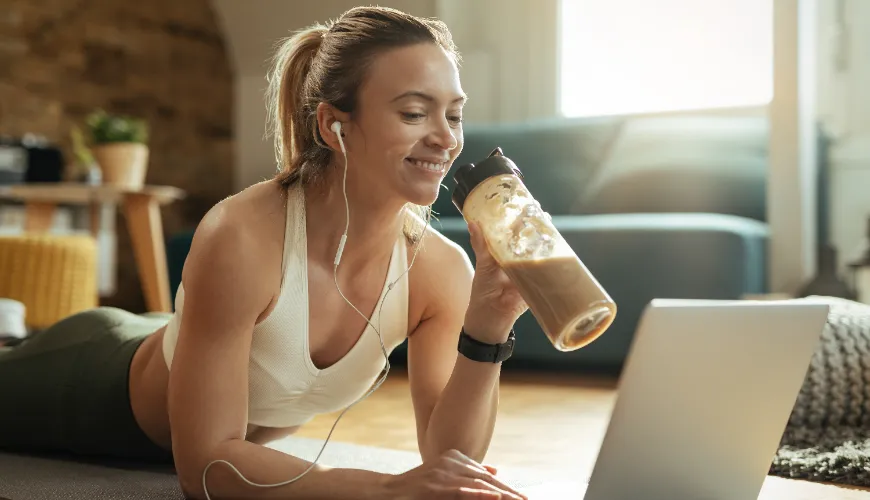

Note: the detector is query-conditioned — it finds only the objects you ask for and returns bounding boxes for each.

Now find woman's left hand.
[463,221,529,344]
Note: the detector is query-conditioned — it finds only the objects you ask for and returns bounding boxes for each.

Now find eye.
[401,112,426,121]
[448,115,463,125]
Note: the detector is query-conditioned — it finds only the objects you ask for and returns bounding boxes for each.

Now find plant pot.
[92,142,149,189]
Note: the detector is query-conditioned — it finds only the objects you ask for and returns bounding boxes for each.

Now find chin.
[401,183,442,208]
[398,158,452,206]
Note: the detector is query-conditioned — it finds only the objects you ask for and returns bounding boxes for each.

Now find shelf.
[0,183,186,206]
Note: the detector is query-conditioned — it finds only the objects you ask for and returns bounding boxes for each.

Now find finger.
[467,221,484,254]
[446,455,485,474]
[447,476,515,499]
[474,472,525,499]
[454,487,501,499]
[501,288,528,312]
[445,450,492,474]
[446,457,527,499]
[468,222,489,258]
[453,478,524,500]
[468,223,497,267]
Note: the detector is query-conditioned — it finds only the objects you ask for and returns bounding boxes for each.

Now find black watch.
[457,328,516,363]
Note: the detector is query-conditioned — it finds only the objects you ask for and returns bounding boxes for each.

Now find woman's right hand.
[382,449,528,499]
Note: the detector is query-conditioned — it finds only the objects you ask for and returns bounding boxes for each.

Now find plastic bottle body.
[461,174,616,351]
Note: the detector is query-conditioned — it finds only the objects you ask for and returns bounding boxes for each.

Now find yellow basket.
[0,234,98,329]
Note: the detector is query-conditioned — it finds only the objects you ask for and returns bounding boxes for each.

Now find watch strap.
[457,328,515,363]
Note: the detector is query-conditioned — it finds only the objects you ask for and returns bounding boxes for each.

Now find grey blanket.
[770,296,870,486]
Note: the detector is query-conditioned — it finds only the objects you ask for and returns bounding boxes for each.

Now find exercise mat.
[0,436,546,499]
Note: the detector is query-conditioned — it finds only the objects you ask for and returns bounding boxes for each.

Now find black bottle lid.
[451,147,524,212]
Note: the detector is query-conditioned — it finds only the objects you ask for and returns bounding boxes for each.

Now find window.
[558,0,773,117]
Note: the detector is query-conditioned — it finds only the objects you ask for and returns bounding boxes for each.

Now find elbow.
[178,469,206,500]
[177,439,249,499]
[174,435,250,499]
[176,451,216,500]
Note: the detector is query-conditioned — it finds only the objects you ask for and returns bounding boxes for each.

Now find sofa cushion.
[574,115,769,221]
[426,212,769,370]
[432,116,624,218]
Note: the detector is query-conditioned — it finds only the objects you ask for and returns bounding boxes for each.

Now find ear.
[316,102,350,153]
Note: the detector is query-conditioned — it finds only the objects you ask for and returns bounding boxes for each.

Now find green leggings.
[0,307,175,464]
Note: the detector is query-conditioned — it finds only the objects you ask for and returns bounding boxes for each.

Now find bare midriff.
[127,326,300,455]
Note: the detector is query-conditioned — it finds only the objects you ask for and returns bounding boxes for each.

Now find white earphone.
[202,119,430,499]
[331,121,346,153]
[332,121,348,266]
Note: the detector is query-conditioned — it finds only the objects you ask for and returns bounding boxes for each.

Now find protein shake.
[452,148,616,351]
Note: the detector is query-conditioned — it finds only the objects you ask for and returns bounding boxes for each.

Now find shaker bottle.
[451,147,616,351]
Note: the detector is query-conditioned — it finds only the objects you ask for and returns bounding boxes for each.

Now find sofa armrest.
[430,213,769,371]
[166,230,195,309]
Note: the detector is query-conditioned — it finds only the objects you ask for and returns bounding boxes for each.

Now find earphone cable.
[202,125,430,499]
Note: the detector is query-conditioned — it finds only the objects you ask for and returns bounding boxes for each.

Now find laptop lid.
[580,298,830,500]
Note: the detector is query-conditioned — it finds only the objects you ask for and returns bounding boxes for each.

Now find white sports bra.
[162,184,410,428]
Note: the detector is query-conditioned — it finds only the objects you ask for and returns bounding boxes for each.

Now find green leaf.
[85,109,149,145]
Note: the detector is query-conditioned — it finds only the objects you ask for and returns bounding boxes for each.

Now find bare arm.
[409,225,523,464]
[409,249,501,464]
[167,207,388,499]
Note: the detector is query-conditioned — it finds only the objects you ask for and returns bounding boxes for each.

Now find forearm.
[183,438,388,500]
[423,353,501,463]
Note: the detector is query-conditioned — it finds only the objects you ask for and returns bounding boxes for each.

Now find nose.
[426,117,458,152]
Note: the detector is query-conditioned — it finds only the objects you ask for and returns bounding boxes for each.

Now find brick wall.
[0,0,234,312]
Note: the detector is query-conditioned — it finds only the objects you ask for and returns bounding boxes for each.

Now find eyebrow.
[391,90,467,104]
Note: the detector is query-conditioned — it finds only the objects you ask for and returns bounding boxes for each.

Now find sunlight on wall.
[559,0,774,117]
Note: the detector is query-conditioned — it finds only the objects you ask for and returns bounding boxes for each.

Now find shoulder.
[408,218,474,321]
[417,225,473,281]
[187,192,265,268]
[181,182,286,307]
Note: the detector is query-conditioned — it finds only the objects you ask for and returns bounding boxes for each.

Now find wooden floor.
[296,367,870,499]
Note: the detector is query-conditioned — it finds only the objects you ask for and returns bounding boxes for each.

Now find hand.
[382,449,527,499]
[464,222,529,344]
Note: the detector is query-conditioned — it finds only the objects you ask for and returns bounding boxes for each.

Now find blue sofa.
[405,114,771,373]
[166,114,772,374]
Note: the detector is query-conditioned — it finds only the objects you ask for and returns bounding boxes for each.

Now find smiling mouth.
[405,158,447,173]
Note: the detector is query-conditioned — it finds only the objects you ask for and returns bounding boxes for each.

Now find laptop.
[524,298,830,499]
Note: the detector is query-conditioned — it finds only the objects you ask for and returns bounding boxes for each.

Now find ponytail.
[266,24,327,182]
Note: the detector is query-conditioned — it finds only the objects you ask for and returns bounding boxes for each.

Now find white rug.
[0,435,552,499]
[268,436,552,489]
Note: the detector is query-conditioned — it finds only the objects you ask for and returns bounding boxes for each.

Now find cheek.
[453,133,465,158]
[379,126,419,159]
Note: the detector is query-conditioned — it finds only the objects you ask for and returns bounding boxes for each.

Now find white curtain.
[436,0,560,124]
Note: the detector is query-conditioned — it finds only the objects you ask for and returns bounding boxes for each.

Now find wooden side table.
[0,183,186,313]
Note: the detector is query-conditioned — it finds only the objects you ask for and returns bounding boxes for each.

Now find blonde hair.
[265,6,460,243]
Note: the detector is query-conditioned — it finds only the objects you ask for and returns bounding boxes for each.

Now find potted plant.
[85,109,150,189]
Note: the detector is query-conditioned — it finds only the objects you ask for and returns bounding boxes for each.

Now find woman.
[0,6,529,499]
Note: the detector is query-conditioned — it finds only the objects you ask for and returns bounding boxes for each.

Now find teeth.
[409,159,444,172]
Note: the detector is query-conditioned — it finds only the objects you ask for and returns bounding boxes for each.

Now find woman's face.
[345,42,465,207]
